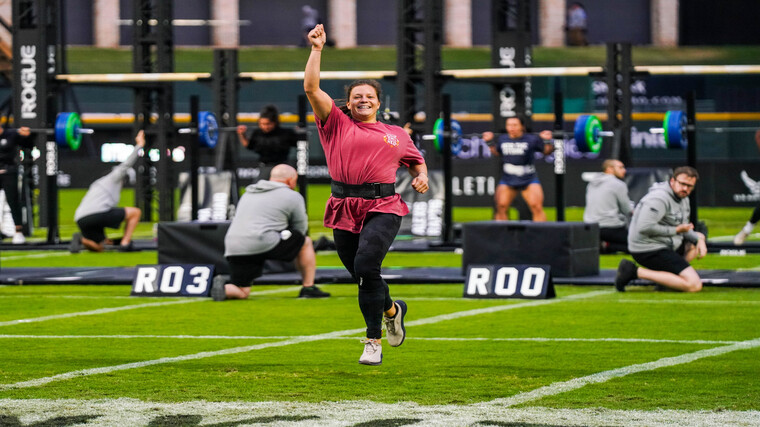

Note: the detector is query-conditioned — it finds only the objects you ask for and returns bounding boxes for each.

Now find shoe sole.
[614,261,635,292]
[210,277,226,301]
[298,292,330,299]
[388,300,407,347]
[358,355,382,366]
[69,233,82,253]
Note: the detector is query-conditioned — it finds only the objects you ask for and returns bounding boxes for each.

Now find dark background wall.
[239,0,327,46]
[66,0,657,47]
[64,0,93,45]
[61,1,760,47]
[118,0,211,46]
[680,0,760,45]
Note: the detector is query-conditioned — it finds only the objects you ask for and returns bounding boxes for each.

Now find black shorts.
[226,230,306,287]
[76,208,126,243]
[632,244,690,275]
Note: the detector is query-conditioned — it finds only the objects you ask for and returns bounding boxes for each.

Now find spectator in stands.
[70,131,145,253]
[305,24,429,365]
[0,125,32,244]
[584,159,634,253]
[483,116,553,221]
[733,130,760,245]
[210,164,330,301]
[300,5,320,47]
[615,166,706,292]
[566,2,588,46]
[237,104,299,180]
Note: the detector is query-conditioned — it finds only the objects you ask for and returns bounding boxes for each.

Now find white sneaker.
[358,339,382,365]
[734,230,749,246]
[383,300,407,347]
[12,232,25,244]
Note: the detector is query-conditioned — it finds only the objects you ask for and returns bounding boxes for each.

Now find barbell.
[178,111,221,148]
[649,110,760,149]
[429,115,613,155]
[429,111,757,156]
[25,112,93,151]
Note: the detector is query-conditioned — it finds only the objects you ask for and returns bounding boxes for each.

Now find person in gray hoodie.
[70,130,145,252]
[211,164,329,300]
[615,166,706,292]
[583,159,633,253]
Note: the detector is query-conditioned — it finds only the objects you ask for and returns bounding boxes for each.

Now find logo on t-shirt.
[383,134,399,148]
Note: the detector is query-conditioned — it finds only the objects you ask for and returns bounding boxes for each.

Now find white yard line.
[0,251,71,261]
[709,232,760,242]
[0,286,301,328]
[1,398,759,426]
[406,290,611,328]
[0,295,136,299]
[485,337,760,408]
[0,299,202,327]
[0,289,611,390]
[613,299,760,305]
[0,334,739,345]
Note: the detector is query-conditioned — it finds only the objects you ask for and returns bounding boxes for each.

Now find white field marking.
[709,232,760,242]
[0,334,740,345]
[0,295,136,299]
[612,299,760,305]
[737,265,760,271]
[484,336,760,408]
[0,299,203,327]
[405,289,612,328]
[0,289,610,390]
[0,251,71,261]
[0,286,301,327]
[1,399,760,427]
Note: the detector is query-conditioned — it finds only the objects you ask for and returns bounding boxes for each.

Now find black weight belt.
[331,180,396,199]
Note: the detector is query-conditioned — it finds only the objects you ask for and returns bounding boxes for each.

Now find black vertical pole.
[189,96,199,221]
[553,79,565,222]
[297,95,309,209]
[686,90,698,224]
[442,94,453,243]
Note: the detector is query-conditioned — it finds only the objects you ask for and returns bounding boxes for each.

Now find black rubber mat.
[0,239,157,252]
[2,266,759,288]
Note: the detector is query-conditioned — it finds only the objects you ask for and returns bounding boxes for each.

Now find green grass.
[0,284,758,414]
[64,45,760,74]
[2,186,760,423]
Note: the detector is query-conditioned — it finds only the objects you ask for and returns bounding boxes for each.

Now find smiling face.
[347,84,380,122]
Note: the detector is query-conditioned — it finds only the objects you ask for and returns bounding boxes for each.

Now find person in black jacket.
[0,125,32,243]
[236,105,298,180]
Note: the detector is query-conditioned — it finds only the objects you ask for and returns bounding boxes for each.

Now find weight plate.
[433,118,463,155]
[574,114,603,153]
[198,111,219,148]
[66,112,82,151]
[664,110,687,149]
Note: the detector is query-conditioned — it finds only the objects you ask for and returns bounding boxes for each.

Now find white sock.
[743,221,755,234]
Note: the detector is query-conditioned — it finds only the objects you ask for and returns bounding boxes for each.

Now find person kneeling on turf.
[615,166,706,292]
[70,130,145,253]
[211,164,329,300]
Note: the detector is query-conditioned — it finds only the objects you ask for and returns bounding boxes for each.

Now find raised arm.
[304,24,333,122]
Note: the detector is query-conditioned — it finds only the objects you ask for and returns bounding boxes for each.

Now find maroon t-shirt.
[316,102,425,233]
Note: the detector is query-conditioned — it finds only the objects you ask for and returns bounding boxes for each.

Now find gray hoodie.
[224,180,308,257]
[628,181,700,253]
[74,147,140,221]
[583,173,633,228]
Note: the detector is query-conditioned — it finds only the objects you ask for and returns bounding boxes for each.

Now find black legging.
[750,203,760,225]
[333,212,401,339]
[0,168,22,227]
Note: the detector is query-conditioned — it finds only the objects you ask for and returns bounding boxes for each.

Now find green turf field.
[1,186,760,425]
